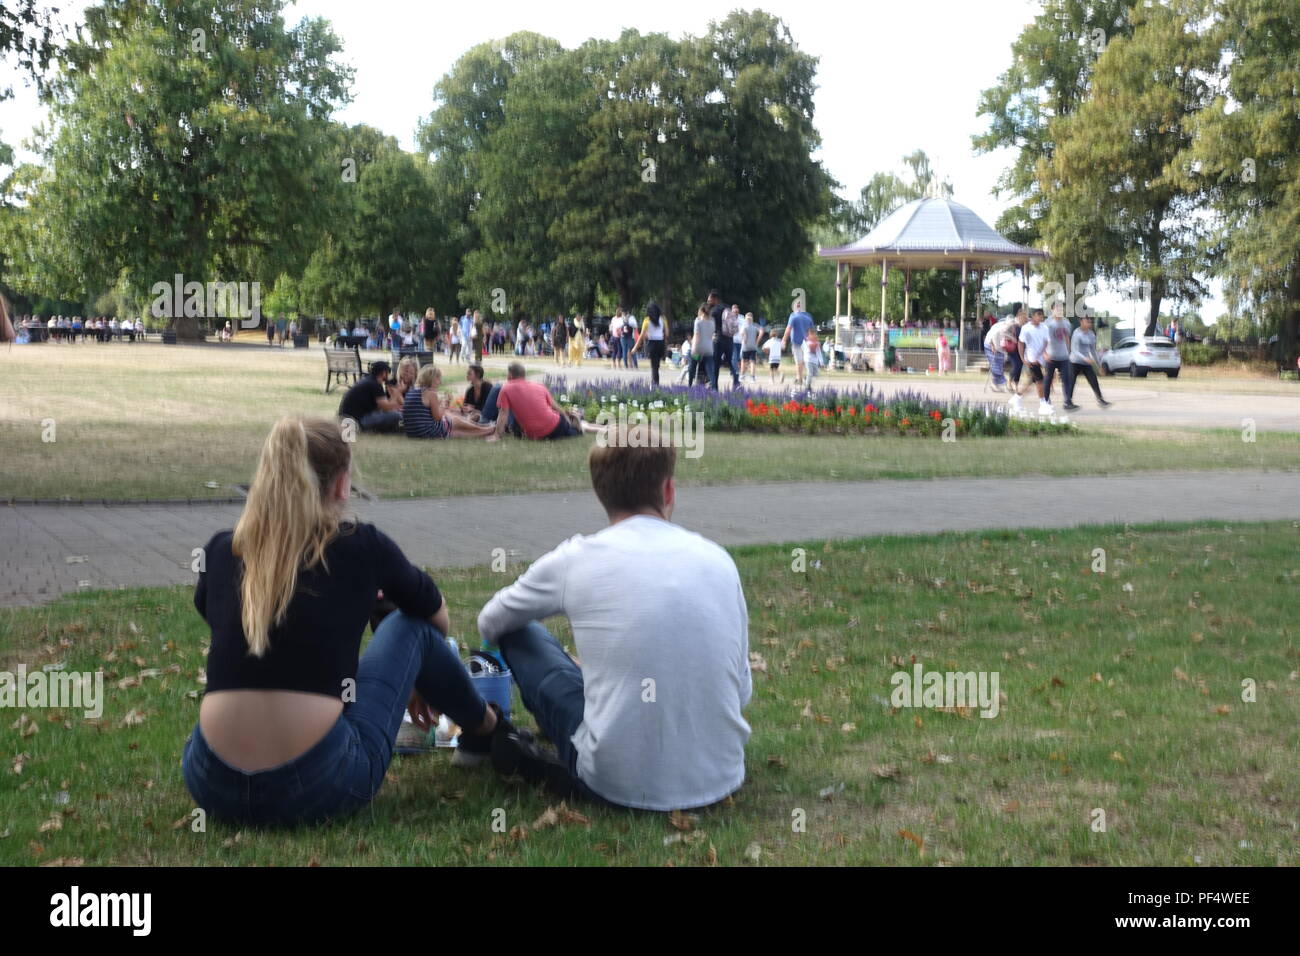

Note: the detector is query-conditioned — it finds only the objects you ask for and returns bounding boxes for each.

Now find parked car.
[1101,336,1182,378]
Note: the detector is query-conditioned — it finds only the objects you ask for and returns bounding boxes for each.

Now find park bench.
[325,346,362,393]
[390,348,435,370]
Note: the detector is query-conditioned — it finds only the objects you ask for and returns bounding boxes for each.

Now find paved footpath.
[2,470,1297,608]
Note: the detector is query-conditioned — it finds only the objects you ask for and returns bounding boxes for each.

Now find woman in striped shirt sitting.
[403,365,496,441]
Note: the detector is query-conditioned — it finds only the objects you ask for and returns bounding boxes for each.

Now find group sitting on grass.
[183,416,751,823]
[337,360,602,442]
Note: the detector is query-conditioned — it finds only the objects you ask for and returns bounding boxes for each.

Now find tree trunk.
[174,316,202,341]
[613,266,632,314]
[1281,256,1300,369]
[1144,220,1164,337]
[662,276,674,329]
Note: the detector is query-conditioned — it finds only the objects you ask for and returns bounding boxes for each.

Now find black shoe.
[1098,399,1112,407]
[457,701,510,756]
[491,723,574,796]
[1064,402,1080,411]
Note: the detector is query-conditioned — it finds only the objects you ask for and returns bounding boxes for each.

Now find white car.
[1101,336,1182,378]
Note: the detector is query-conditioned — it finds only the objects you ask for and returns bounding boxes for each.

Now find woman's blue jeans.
[181,613,487,827]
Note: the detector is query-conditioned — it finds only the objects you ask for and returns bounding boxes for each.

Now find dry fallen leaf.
[1174,666,1189,682]
[1213,704,1232,715]
[121,709,146,727]
[871,764,901,779]
[898,829,925,854]
[840,722,857,733]
[668,809,696,832]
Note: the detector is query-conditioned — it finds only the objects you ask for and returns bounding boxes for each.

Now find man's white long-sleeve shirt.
[477,514,752,810]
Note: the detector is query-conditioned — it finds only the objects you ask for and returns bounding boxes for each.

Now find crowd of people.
[337,357,601,443]
[339,309,555,361]
[983,301,1111,415]
[345,294,828,392]
[6,313,147,343]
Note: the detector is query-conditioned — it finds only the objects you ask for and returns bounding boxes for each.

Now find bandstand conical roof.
[820,196,1047,269]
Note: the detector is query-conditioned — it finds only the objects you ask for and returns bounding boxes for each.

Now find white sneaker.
[1038,400,1053,416]
[1007,393,1022,408]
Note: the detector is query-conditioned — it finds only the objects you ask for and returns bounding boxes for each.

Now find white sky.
[0,0,1223,321]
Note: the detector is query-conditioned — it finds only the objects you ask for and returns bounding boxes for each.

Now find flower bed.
[545,377,1074,437]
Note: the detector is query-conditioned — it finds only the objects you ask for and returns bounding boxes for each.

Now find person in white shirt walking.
[477,438,752,810]
[763,330,784,384]
[1012,307,1052,416]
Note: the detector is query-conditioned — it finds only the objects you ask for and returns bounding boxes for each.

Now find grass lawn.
[1,343,1296,501]
[2,521,1296,866]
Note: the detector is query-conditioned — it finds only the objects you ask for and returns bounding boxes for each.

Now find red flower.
[836,406,843,414]
[847,407,856,416]
[901,418,910,426]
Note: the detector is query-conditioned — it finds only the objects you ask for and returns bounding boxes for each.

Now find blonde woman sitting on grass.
[387,356,419,404]
[183,417,513,826]
[403,365,496,440]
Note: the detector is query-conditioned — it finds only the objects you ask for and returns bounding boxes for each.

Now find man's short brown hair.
[588,438,676,515]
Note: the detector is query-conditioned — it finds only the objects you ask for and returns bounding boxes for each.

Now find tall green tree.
[973,0,1138,248]
[1185,0,1300,363]
[0,0,60,100]
[1040,0,1216,333]
[301,149,449,318]
[416,31,565,312]
[460,47,598,318]
[8,0,350,323]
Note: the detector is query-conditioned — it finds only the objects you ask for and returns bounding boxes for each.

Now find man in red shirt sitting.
[493,362,584,441]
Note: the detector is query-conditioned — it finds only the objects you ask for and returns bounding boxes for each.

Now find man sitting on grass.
[338,360,402,433]
[491,362,597,441]
[477,437,753,810]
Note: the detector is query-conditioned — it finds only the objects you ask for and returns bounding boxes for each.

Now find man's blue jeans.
[495,622,610,805]
[359,410,401,433]
[688,354,715,388]
[711,339,736,388]
[478,383,516,432]
[181,613,487,826]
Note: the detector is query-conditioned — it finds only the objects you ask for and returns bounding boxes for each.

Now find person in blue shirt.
[781,302,815,386]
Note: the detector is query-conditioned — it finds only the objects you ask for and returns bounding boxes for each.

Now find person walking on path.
[709,292,737,389]
[1011,307,1052,417]
[631,302,669,386]
[552,316,568,366]
[1069,315,1112,408]
[689,306,716,388]
[1005,304,1027,392]
[1043,301,1077,411]
[782,300,814,386]
[983,313,1017,391]
[739,312,761,382]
